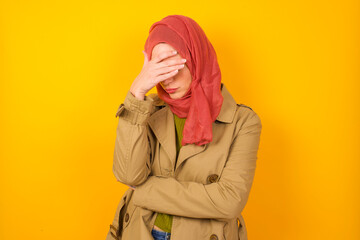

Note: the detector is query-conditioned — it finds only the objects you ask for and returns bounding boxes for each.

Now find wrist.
[130,89,145,101]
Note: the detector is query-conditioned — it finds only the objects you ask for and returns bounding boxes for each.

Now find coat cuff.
[115,90,155,125]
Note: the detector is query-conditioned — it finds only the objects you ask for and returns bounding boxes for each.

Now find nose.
[161,78,175,87]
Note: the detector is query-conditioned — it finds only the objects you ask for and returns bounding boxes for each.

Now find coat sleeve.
[112,90,156,186]
[131,111,262,220]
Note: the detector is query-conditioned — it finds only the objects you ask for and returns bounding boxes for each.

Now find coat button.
[210,234,218,240]
[207,174,219,184]
[124,212,129,222]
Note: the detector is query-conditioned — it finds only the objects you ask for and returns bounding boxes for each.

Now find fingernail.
[173,50,177,54]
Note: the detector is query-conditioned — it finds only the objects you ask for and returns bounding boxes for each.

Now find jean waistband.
[151,228,171,239]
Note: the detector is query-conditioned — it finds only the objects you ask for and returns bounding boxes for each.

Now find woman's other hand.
[126,184,136,190]
[129,50,186,100]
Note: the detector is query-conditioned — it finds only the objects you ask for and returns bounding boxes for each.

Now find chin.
[169,95,179,99]
[169,93,182,99]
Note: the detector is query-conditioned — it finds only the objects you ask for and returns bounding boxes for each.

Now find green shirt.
[153,113,186,232]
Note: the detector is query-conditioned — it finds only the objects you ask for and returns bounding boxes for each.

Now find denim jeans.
[151,228,171,240]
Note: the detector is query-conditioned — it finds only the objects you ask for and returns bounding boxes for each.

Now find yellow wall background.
[1,1,359,239]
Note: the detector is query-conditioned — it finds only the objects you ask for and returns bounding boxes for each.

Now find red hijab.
[144,15,223,146]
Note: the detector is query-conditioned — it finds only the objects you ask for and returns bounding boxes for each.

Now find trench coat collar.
[147,83,237,172]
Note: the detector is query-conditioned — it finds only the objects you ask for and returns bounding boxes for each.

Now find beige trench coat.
[106,83,262,240]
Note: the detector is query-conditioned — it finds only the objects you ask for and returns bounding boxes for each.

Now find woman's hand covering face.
[129,47,187,100]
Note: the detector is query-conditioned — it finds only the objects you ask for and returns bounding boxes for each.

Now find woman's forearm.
[113,90,155,186]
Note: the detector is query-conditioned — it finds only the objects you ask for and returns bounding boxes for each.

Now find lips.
[165,88,178,93]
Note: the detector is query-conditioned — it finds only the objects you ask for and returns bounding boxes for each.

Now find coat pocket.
[106,189,134,240]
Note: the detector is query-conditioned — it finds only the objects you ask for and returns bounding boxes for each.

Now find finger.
[154,69,180,84]
[152,50,178,64]
[154,63,185,76]
[153,58,186,70]
[126,185,135,190]
[142,50,149,65]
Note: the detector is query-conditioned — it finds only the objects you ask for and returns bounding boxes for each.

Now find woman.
[106,15,262,240]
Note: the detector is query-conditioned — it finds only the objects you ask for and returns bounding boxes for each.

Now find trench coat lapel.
[175,139,207,172]
[147,104,208,173]
[148,104,206,170]
[148,106,177,167]
[173,83,237,172]
[147,83,237,173]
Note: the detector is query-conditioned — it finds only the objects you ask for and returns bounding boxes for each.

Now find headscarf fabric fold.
[144,15,223,146]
